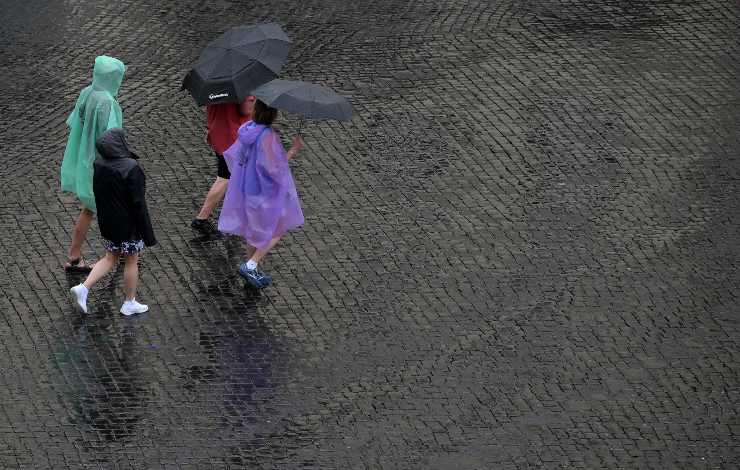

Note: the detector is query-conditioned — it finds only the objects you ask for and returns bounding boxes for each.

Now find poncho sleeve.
[65,86,92,128]
[107,100,123,129]
[94,99,123,136]
[223,138,243,173]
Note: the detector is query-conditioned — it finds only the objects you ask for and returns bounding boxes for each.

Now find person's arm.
[286,135,304,160]
[127,165,157,247]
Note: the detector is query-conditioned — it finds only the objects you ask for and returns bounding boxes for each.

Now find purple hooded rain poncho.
[218,123,304,249]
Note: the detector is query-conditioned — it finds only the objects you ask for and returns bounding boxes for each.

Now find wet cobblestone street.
[1,1,740,468]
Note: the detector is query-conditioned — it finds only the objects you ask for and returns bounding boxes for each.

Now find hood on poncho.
[92,55,125,97]
[64,55,126,130]
[237,121,265,145]
[96,128,139,160]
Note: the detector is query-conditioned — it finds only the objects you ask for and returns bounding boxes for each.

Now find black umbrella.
[182,23,291,106]
[251,79,353,121]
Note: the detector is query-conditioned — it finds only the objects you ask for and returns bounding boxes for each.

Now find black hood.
[95,128,139,160]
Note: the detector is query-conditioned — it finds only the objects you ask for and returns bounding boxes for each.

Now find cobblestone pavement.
[1,0,739,468]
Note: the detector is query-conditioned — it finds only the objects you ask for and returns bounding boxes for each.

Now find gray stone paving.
[1,0,739,468]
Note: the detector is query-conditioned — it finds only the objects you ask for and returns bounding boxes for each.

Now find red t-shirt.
[206,103,251,154]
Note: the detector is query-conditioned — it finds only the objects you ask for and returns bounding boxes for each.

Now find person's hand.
[288,135,304,158]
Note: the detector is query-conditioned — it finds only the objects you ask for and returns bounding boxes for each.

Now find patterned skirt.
[103,239,145,255]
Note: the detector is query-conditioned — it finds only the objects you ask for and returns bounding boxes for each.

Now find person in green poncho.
[61,55,125,271]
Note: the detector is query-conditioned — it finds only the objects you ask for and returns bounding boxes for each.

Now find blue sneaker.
[238,262,272,288]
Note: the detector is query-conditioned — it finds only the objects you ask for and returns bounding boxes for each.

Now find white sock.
[245,260,258,270]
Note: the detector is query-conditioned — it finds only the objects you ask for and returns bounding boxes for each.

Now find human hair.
[252,99,278,126]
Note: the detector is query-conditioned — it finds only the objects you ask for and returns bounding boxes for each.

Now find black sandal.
[64,257,94,272]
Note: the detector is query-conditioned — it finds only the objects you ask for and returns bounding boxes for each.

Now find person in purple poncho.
[218,99,305,288]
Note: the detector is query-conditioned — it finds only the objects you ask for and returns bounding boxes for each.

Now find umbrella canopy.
[251,79,353,121]
[182,23,291,106]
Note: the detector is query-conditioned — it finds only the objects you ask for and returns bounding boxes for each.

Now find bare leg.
[83,251,119,289]
[249,236,282,264]
[122,253,140,301]
[196,177,228,219]
[68,208,94,260]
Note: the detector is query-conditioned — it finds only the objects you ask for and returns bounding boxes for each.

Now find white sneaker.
[70,284,88,314]
[120,299,149,316]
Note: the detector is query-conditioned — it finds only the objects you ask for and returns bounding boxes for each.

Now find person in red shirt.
[191,96,255,235]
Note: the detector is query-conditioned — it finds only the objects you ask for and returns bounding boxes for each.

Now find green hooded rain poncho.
[60,55,125,212]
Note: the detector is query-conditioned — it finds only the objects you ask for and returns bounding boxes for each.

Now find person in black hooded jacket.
[70,128,157,316]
